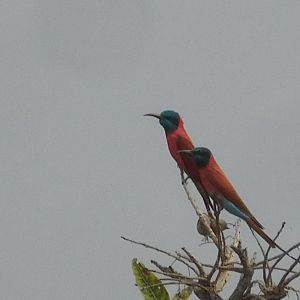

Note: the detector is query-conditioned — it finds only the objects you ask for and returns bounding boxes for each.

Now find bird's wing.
[206,159,263,228]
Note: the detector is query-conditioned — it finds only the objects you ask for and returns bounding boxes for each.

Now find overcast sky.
[0,1,299,299]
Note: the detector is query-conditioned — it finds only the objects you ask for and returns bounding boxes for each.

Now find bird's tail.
[247,217,299,263]
[247,217,276,248]
[249,214,264,230]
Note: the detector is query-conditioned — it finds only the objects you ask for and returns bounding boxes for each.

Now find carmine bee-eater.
[144,110,213,213]
[179,147,277,247]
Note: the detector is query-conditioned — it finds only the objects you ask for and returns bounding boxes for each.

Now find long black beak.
[144,113,161,119]
[177,149,193,155]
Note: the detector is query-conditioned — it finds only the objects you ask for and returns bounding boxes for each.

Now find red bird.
[144,110,212,213]
[179,147,277,247]
[145,111,298,259]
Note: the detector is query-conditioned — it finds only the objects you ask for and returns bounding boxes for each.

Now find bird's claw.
[179,169,189,185]
[207,211,214,219]
[182,175,190,185]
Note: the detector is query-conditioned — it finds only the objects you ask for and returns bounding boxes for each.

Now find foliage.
[132,258,170,300]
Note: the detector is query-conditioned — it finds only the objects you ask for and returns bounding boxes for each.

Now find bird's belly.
[166,135,185,169]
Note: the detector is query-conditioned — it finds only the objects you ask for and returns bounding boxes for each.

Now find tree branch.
[229,243,254,300]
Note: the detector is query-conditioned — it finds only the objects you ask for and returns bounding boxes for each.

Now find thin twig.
[208,209,223,281]
[140,279,207,290]
[278,253,300,287]
[182,247,207,277]
[150,260,179,275]
[286,287,300,300]
[249,228,269,286]
[121,236,199,275]
[266,242,300,283]
[283,271,300,286]
[148,264,204,282]
[180,171,218,245]
[265,222,286,284]
[218,265,298,274]
[256,252,285,266]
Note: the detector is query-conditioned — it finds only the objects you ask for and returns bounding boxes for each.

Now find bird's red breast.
[165,118,194,171]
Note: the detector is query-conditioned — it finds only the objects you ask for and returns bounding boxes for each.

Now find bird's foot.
[179,169,189,185]
[182,175,190,185]
[207,211,214,219]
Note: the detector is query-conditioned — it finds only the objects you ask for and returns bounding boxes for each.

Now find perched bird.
[197,214,229,237]
[179,147,277,248]
[144,110,212,213]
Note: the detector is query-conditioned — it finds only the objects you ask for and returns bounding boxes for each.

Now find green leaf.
[172,287,192,300]
[131,258,170,300]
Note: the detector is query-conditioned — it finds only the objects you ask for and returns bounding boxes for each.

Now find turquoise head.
[144,110,180,133]
[179,147,212,167]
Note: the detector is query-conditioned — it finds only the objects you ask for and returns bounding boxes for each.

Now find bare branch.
[213,220,240,293]
[125,170,300,300]
[249,227,270,286]
[208,209,224,281]
[283,271,300,286]
[266,242,300,284]
[180,172,218,245]
[150,260,181,276]
[121,236,199,275]
[263,222,286,285]
[194,288,223,300]
[181,247,207,277]
[278,253,300,287]
[229,243,254,300]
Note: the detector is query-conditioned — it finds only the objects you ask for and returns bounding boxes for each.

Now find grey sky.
[0,1,299,299]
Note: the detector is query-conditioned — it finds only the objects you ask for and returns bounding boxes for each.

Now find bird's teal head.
[179,147,212,167]
[144,110,180,133]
